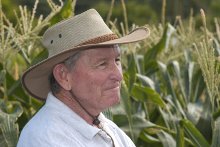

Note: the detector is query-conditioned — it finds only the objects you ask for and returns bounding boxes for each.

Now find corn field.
[1,0,220,147]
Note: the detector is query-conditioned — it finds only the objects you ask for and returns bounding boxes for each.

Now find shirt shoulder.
[17,105,83,147]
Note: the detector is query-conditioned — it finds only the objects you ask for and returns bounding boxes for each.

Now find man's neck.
[54,90,100,126]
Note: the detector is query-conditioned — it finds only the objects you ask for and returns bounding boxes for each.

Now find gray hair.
[49,51,82,95]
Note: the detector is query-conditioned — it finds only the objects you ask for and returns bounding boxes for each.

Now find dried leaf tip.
[200,9,206,28]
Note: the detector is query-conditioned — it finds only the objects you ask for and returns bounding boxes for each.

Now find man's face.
[68,46,123,112]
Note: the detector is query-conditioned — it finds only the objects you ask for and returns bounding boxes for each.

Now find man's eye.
[97,62,106,69]
[115,58,121,65]
[99,62,106,66]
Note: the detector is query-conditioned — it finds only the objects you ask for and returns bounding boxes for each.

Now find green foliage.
[211,117,220,147]
[1,0,220,147]
[111,5,220,146]
[180,119,210,147]
[50,0,76,26]
[0,100,23,146]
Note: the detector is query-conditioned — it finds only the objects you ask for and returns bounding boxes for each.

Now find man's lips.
[105,84,120,90]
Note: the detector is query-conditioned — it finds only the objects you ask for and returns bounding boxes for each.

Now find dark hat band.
[77,33,118,46]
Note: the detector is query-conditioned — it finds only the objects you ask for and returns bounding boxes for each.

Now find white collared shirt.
[17,92,136,147]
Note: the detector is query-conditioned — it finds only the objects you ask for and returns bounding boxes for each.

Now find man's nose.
[110,63,123,82]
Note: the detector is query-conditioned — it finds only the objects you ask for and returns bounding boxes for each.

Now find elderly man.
[17,9,149,147]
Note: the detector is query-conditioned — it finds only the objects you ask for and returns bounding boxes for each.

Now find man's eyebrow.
[96,57,107,61]
[92,57,108,63]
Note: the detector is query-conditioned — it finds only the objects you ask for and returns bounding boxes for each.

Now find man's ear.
[53,64,71,91]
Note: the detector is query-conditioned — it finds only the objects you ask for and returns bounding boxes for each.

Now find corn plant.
[113,7,220,147]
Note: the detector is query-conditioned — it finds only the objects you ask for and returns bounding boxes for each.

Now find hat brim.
[22,27,150,100]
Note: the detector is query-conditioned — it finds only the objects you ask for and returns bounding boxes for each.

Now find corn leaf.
[30,49,48,66]
[136,74,156,90]
[157,130,176,147]
[50,0,75,25]
[120,80,134,140]
[176,124,185,147]
[0,100,23,147]
[180,119,210,147]
[139,131,160,143]
[144,24,168,61]
[131,83,165,107]
[126,53,137,92]
[158,61,186,117]
[211,117,220,147]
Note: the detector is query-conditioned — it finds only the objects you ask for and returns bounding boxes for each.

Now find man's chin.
[109,96,120,106]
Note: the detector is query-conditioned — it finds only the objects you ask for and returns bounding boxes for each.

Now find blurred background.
[3,0,220,27]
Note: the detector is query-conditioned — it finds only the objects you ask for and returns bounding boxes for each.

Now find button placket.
[97,122,115,147]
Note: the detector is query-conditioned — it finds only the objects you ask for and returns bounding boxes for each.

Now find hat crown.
[42,9,113,57]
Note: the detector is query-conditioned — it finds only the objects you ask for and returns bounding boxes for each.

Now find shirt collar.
[45,92,101,140]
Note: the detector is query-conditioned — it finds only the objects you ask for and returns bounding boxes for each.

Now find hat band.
[77,33,118,46]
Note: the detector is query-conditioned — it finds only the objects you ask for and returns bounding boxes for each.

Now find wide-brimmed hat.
[22,9,150,100]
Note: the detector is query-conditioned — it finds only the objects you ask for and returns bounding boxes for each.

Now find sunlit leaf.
[144,60,159,76]
[158,61,177,99]
[0,63,30,104]
[116,113,159,142]
[158,61,186,117]
[120,81,134,140]
[126,53,137,92]
[157,130,176,147]
[0,100,23,147]
[180,119,210,147]
[0,101,23,117]
[120,81,132,116]
[211,117,220,147]
[144,24,169,61]
[0,70,6,86]
[136,74,156,90]
[190,69,205,103]
[30,49,48,66]
[213,108,220,120]
[0,115,19,146]
[139,131,160,143]
[0,134,7,147]
[135,54,144,74]
[185,62,194,102]
[131,84,165,107]
[176,124,185,147]
[50,0,74,25]
[159,107,178,130]
[168,61,187,104]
